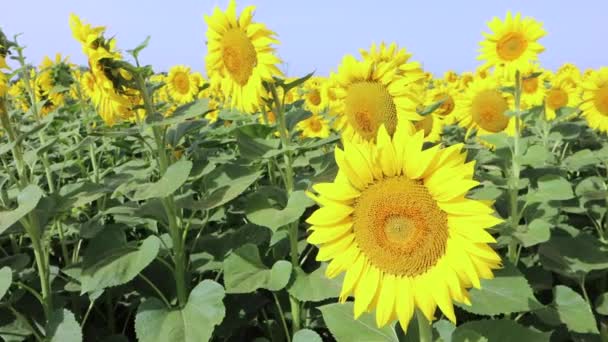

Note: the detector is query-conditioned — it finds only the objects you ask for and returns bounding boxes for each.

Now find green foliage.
[319,302,399,341]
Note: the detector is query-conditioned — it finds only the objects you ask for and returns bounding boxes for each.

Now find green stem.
[30,230,52,322]
[508,70,522,264]
[55,221,70,266]
[416,309,432,342]
[272,292,292,342]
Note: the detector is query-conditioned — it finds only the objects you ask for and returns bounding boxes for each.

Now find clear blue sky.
[2,1,606,77]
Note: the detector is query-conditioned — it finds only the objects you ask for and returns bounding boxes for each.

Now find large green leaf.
[513,219,551,247]
[147,99,210,126]
[457,262,542,315]
[223,244,292,294]
[287,265,342,302]
[0,185,43,234]
[293,329,322,342]
[451,319,550,342]
[135,280,226,342]
[80,229,160,293]
[539,234,608,277]
[528,174,574,201]
[246,190,314,231]
[595,292,608,315]
[47,309,82,342]
[319,302,398,342]
[194,164,263,210]
[0,266,11,300]
[132,159,192,200]
[553,285,598,334]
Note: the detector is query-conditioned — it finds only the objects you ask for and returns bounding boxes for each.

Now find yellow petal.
[396,276,415,333]
[340,254,366,302]
[307,221,354,245]
[312,182,361,202]
[316,234,354,261]
[428,269,456,323]
[354,264,380,318]
[413,274,437,321]
[306,204,353,226]
[376,273,397,327]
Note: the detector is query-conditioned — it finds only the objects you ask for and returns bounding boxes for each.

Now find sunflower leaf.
[451,319,550,342]
[554,285,598,334]
[319,302,399,342]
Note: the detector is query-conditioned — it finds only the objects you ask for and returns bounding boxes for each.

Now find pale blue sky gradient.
[2,1,606,77]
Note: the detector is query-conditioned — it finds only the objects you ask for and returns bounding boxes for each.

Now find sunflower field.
[0,2,607,341]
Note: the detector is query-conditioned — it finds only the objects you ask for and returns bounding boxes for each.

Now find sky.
[1,1,606,77]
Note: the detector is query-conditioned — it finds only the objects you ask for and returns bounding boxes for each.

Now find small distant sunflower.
[332,54,420,142]
[306,123,502,329]
[297,114,331,138]
[457,76,516,138]
[581,67,608,133]
[545,74,578,120]
[444,70,458,84]
[414,113,443,143]
[426,83,459,125]
[205,0,282,113]
[303,77,328,114]
[478,12,546,76]
[167,65,197,104]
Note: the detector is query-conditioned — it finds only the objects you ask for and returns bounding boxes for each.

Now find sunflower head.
[306,123,502,329]
[544,74,578,120]
[167,65,197,104]
[478,12,546,75]
[581,67,608,132]
[297,114,331,139]
[205,0,282,113]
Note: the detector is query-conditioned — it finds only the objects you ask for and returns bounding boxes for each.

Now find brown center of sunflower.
[496,32,528,61]
[471,89,510,132]
[414,115,433,137]
[594,85,608,116]
[546,88,568,110]
[307,89,321,106]
[309,117,322,132]
[353,176,448,276]
[434,93,455,116]
[221,28,257,86]
[173,72,190,94]
[522,77,539,94]
[345,81,397,140]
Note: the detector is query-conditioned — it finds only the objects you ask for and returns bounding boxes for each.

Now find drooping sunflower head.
[478,12,546,75]
[331,54,419,142]
[167,65,197,104]
[457,75,516,138]
[306,123,502,329]
[205,0,282,113]
[581,67,608,133]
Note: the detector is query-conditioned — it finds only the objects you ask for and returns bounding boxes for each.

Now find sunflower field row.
[0,2,607,341]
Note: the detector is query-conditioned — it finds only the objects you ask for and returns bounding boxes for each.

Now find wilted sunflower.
[306,123,502,329]
[478,12,546,76]
[457,75,516,138]
[297,114,330,139]
[167,65,197,104]
[332,54,420,142]
[205,0,282,113]
[581,67,608,133]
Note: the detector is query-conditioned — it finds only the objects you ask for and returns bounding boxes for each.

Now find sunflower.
[544,74,578,120]
[0,72,7,97]
[167,65,197,104]
[499,62,546,109]
[205,0,282,113]
[306,123,502,329]
[331,54,420,142]
[297,114,330,139]
[581,67,608,133]
[359,42,424,84]
[478,12,546,76]
[303,77,328,114]
[457,75,516,138]
[426,83,460,125]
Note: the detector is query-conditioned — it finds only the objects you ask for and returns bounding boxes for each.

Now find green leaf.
[132,159,192,200]
[519,145,554,168]
[126,35,151,60]
[554,285,598,334]
[246,190,314,231]
[135,280,225,342]
[195,164,263,210]
[478,132,511,150]
[575,177,607,201]
[549,122,581,140]
[48,309,82,342]
[287,265,342,302]
[563,149,600,171]
[223,244,292,294]
[418,97,446,116]
[539,234,608,277]
[319,302,398,342]
[147,99,210,126]
[451,319,550,342]
[530,175,574,201]
[595,293,608,315]
[235,129,281,160]
[513,219,552,247]
[281,72,314,93]
[293,329,322,342]
[457,262,542,315]
[433,320,456,342]
[0,185,43,234]
[81,231,160,293]
[0,266,12,300]
[285,108,312,131]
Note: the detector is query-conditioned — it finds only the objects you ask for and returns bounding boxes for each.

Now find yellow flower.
[303,77,328,114]
[297,114,330,138]
[205,0,282,113]
[426,83,460,125]
[0,72,7,97]
[331,54,420,142]
[306,123,502,329]
[581,67,608,133]
[456,75,517,139]
[545,74,578,120]
[478,12,546,76]
[167,65,197,104]
[359,42,424,84]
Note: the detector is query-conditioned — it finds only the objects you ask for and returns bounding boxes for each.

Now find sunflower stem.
[415,309,432,342]
[270,82,301,334]
[508,70,522,264]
